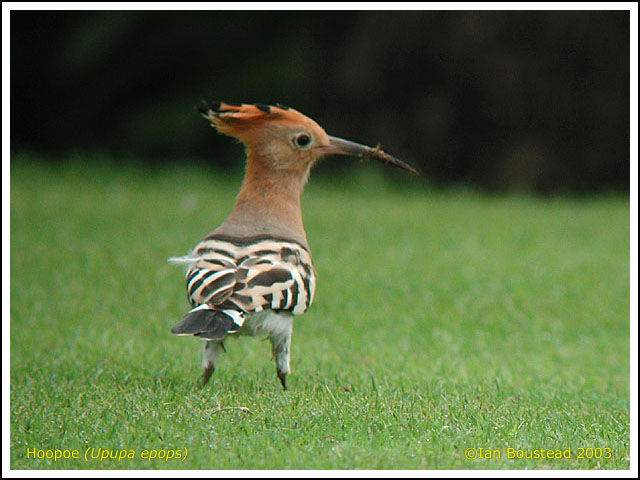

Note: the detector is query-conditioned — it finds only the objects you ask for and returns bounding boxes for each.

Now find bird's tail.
[171,304,245,340]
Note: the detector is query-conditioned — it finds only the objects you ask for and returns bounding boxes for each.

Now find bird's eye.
[294,133,312,148]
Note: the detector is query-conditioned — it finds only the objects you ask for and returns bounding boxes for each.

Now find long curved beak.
[316,136,419,175]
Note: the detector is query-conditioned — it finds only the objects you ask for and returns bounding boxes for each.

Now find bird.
[169,101,417,390]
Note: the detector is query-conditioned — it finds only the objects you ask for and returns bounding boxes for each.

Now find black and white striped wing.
[185,256,237,307]
[183,237,315,316]
[219,254,314,315]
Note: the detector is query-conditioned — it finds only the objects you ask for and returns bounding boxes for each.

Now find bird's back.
[180,233,315,317]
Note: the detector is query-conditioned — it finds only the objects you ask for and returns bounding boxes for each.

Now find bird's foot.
[200,365,214,388]
[277,371,288,391]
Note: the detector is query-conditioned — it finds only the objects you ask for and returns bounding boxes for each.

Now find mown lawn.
[9,156,630,470]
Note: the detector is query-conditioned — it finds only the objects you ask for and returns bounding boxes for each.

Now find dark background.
[11,10,630,193]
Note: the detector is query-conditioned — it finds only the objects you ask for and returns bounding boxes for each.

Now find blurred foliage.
[10,10,630,193]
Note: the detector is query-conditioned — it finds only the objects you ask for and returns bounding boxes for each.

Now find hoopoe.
[170,102,417,389]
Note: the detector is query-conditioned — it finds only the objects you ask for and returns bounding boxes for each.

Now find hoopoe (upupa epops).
[169,101,417,389]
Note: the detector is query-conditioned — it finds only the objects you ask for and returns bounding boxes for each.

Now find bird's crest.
[197,101,318,140]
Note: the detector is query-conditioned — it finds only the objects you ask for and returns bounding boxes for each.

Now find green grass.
[10,156,630,470]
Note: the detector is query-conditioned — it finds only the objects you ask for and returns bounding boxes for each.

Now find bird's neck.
[217,151,310,247]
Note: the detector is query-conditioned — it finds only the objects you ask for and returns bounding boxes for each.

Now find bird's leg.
[201,340,224,387]
[270,319,293,391]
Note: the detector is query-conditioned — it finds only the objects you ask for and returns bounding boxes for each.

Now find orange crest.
[197,101,322,144]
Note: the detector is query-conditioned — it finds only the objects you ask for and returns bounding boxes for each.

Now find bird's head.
[198,101,418,175]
